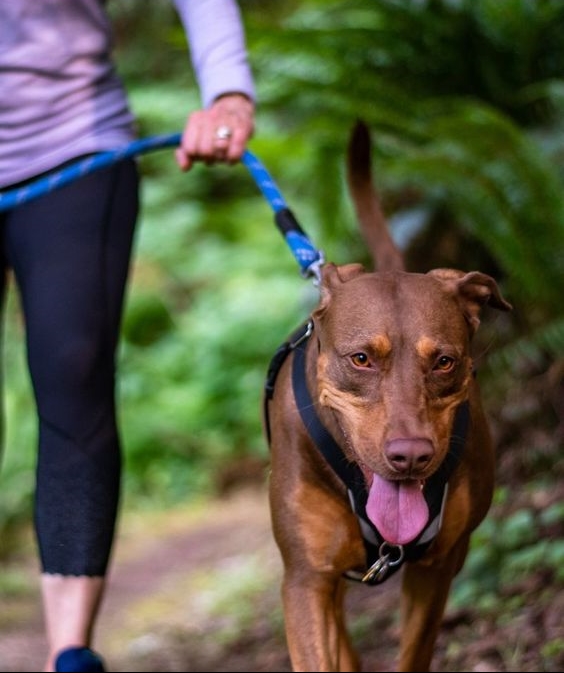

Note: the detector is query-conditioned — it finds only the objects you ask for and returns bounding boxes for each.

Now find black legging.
[0,158,139,576]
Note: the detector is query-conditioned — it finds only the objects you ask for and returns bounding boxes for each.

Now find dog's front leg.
[396,536,470,672]
[282,572,360,672]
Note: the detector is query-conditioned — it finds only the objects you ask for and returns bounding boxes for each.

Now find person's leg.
[5,159,139,672]
[41,575,105,672]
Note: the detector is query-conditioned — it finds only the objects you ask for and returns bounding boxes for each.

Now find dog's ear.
[427,268,512,333]
[325,262,366,284]
[315,262,366,314]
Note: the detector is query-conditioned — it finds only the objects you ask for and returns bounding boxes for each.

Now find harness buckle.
[290,319,313,349]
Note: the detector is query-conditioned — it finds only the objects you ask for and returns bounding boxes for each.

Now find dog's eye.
[351,352,370,368]
[434,355,455,372]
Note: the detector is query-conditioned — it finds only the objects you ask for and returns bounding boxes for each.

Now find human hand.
[175,93,255,171]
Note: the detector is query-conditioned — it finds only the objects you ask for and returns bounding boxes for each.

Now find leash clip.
[362,542,404,584]
[301,252,325,286]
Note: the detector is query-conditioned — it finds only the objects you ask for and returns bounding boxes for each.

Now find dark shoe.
[55,647,106,672]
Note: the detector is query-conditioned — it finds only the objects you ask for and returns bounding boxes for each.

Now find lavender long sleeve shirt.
[0,0,255,188]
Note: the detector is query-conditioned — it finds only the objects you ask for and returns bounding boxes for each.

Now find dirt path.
[0,483,562,672]
[0,485,290,672]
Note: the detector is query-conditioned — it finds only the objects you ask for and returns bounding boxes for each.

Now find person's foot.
[54,647,105,672]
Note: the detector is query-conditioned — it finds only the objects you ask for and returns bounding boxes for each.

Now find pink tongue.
[366,474,429,545]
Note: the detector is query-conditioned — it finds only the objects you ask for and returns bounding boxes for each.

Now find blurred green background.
[1,0,563,628]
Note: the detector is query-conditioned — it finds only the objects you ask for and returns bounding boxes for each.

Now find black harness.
[264,320,469,585]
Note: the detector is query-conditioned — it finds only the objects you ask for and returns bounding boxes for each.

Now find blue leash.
[0,132,324,283]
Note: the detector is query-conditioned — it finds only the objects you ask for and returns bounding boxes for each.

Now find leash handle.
[0,134,324,283]
[0,133,182,213]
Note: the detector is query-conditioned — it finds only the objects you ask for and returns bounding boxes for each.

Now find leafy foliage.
[1,1,563,603]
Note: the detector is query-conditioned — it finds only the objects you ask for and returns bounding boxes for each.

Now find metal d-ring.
[362,542,405,583]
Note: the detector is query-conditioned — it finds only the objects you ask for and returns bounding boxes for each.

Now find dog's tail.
[346,120,405,272]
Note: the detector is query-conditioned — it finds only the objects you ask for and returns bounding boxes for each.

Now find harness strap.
[263,320,313,444]
[289,325,469,584]
[291,339,366,494]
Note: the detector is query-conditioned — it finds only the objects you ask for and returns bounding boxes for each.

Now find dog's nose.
[384,438,434,474]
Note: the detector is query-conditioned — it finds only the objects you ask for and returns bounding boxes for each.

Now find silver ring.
[215,125,233,140]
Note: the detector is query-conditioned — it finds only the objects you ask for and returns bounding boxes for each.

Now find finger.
[175,146,192,172]
[210,125,235,163]
[179,110,216,163]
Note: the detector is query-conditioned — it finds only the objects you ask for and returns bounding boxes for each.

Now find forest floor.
[0,479,563,673]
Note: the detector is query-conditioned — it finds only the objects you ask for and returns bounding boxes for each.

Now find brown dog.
[264,121,512,672]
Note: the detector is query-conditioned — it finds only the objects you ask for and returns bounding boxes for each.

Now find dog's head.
[310,261,511,545]
[314,120,514,545]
